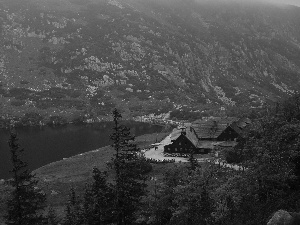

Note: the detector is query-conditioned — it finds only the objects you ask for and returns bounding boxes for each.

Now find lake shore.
[0,132,171,222]
[33,132,170,183]
[0,121,166,179]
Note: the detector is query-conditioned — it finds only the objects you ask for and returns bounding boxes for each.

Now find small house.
[164,129,209,154]
[190,117,239,141]
[191,117,251,142]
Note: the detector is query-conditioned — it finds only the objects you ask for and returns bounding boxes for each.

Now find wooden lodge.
[190,117,238,141]
[163,117,251,155]
[164,129,210,154]
[218,118,251,141]
[190,117,251,141]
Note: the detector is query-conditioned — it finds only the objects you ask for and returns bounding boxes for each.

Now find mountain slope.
[1,0,300,122]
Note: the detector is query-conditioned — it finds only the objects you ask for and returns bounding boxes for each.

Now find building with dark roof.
[217,123,241,141]
[164,129,209,154]
[163,117,251,155]
[190,117,239,141]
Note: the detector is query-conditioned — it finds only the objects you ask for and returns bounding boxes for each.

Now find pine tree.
[110,108,147,225]
[63,188,83,225]
[92,168,113,224]
[5,131,46,225]
[188,149,199,171]
[82,168,113,224]
[82,183,94,225]
[47,206,58,225]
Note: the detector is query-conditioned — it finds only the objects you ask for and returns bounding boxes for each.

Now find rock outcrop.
[267,210,300,225]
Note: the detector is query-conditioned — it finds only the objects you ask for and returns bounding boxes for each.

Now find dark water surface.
[0,122,162,179]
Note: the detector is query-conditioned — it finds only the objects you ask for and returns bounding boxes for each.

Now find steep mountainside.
[1,0,300,122]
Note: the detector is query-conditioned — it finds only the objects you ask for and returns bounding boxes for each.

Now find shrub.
[224,148,244,164]
[11,100,26,107]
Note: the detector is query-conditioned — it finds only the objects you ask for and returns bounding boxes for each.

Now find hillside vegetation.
[1,0,300,123]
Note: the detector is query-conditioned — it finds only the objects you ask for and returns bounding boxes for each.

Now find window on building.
[179,142,181,145]
[175,148,177,152]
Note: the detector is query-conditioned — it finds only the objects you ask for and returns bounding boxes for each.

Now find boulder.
[267,210,300,225]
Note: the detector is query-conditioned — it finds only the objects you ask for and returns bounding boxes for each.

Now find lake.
[0,121,163,179]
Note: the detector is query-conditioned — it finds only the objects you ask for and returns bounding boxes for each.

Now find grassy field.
[34,132,169,183]
[0,132,173,221]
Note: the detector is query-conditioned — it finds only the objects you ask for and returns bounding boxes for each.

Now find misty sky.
[194,0,300,7]
[268,0,300,7]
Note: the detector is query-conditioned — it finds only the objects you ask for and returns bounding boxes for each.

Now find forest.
[2,94,300,225]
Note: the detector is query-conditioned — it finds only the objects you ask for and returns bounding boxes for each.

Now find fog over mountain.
[194,0,300,7]
[151,0,300,7]
[266,0,300,7]
[1,0,300,123]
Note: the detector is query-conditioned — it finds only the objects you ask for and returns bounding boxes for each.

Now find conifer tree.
[188,149,199,171]
[82,168,113,224]
[82,183,94,224]
[63,188,83,225]
[5,131,46,225]
[110,108,147,225]
[47,206,58,225]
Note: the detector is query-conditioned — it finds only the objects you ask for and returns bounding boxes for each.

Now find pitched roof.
[169,130,201,147]
[185,130,202,148]
[191,117,239,139]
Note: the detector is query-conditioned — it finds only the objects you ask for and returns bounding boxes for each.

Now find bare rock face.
[267,210,300,225]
